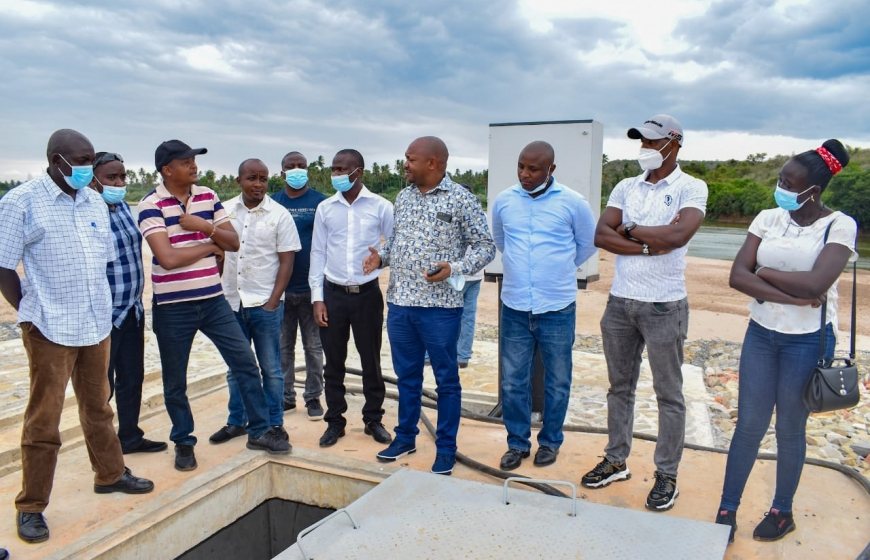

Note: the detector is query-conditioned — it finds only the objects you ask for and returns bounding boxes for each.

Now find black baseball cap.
[155,139,207,171]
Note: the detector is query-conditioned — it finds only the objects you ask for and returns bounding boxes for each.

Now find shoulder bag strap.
[816,220,837,365]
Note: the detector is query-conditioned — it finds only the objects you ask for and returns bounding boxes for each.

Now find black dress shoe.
[209,424,246,444]
[175,444,197,471]
[17,511,49,543]
[94,467,155,494]
[534,446,559,466]
[364,422,393,444]
[319,425,345,447]
[499,448,530,471]
[0,546,8,559]
[122,438,168,454]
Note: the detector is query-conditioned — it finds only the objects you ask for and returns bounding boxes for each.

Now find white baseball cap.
[627,114,684,146]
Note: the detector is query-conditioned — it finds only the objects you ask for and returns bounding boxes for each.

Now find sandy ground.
[1,249,868,349]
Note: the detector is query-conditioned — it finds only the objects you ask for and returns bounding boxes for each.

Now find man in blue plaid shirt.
[91,151,167,454]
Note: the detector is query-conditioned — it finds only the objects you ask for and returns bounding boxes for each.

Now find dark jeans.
[719,320,835,513]
[152,295,270,445]
[281,290,324,404]
[500,302,576,451]
[387,303,462,454]
[320,281,386,428]
[108,311,146,449]
[600,296,688,476]
[227,303,285,427]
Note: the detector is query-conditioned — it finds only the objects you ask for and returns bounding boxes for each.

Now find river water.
[691,224,869,270]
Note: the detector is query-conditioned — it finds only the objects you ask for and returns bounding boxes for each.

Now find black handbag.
[802,225,861,413]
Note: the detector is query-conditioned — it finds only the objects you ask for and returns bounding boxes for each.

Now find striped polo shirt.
[137,183,229,305]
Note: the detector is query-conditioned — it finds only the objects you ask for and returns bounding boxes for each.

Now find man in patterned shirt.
[90,151,167,455]
[364,136,495,475]
[580,115,707,512]
[0,130,154,544]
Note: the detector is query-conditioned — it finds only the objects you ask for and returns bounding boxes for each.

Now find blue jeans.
[458,280,482,362]
[500,302,575,451]
[719,320,835,513]
[226,303,285,427]
[152,296,270,445]
[387,304,462,454]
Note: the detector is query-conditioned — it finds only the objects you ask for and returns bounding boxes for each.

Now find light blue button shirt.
[0,174,116,346]
[492,179,597,314]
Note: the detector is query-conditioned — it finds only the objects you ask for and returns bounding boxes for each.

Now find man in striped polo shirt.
[581,115,708,512]
[138,140,289,471]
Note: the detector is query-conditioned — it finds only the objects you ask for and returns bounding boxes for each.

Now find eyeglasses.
[94,152,124,167]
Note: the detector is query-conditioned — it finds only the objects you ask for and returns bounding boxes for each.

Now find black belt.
[325,278,378,295]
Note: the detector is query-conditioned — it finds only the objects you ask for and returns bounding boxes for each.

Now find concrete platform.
[277,468,730,559]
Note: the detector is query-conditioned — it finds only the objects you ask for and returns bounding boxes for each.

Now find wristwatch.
[642,243,650,255]
[623,221,637,239]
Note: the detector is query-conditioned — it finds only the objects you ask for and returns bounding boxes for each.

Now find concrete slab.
[277,468,730,559]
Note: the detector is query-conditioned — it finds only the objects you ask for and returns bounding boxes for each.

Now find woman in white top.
[715,139,857,543]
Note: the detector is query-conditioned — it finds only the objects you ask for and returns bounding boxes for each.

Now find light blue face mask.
[285,168,308,189]
[774,181,814,211]
[100,185,127,205]
[58,154,94,190]
[526,172,552,195]
[331,168,360,193]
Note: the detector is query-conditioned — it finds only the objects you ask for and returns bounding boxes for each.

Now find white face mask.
[637,140,673,171]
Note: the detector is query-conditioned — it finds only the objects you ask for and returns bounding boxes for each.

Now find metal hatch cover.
[277,468,730,560]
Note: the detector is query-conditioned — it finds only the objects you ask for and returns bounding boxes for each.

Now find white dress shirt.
[309,185,394,302]
[222,194,301,311]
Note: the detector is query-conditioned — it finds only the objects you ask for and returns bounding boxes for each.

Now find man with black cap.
[138,140,290,471]
[0,129,154,544]
[580,115,707,513]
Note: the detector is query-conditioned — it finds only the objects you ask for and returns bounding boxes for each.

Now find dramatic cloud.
[0,0,867,179]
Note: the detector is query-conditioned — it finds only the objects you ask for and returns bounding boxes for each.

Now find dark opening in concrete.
[176,498,334,560]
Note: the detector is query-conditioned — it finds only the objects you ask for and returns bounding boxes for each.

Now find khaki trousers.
[15,323,125,513]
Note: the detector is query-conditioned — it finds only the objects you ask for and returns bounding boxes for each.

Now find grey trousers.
[280,291,324,404]
[600,295,688,476]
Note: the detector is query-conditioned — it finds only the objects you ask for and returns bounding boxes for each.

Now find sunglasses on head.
[94,152,124,167]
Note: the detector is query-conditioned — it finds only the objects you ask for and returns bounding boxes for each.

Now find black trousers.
[108,311,146,448]
[320,280,386,428]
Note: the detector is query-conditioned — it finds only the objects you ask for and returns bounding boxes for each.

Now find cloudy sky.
[1,0,868,180]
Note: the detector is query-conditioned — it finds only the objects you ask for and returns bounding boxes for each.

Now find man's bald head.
[46,129,93,162]
[410,136,449,168]
[519,141,555,167]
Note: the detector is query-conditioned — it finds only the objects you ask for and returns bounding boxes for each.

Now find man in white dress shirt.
[310,149,394,448]
[580,115,708,513]
[211,158,301,445]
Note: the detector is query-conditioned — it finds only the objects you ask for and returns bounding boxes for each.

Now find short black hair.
[792,139,850,191]
[334,148,364,170]
[238,158,266,176]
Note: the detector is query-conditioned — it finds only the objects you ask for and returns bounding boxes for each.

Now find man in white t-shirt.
[580,115,708,512]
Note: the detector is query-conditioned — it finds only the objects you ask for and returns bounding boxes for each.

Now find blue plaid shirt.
[107,201,144,328]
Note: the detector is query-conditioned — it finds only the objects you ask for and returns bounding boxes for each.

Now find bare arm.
[757,243,853,299]
[0,268,22,310]
[594,207,647,255]
[728,233,822,306]
[177,214,239,252]
[144,231,223,271]
[627,207,705,250]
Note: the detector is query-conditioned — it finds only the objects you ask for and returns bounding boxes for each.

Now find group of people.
[0,113,856,551]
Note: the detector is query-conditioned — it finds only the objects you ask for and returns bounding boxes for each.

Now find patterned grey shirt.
[381,174,494,308]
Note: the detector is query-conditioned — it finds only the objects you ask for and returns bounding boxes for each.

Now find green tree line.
[3,148,868,229]
[602,147,870,230]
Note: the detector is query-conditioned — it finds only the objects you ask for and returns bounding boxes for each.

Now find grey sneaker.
[646,471,679,511]
[247,430,291,454]
[306,399,324,421]
[581,457,631,488]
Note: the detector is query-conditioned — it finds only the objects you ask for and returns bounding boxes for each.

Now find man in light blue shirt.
[491,141,596,471]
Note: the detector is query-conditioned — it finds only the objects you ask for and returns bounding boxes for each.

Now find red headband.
[815,146,843,175]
